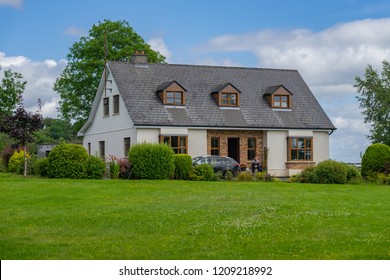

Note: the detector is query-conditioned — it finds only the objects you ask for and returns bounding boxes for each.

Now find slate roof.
[106,61,336,130]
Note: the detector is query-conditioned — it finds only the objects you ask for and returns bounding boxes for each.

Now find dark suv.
[192,155,241,176]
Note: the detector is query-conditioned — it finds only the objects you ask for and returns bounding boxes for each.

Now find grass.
[0,175,389,260]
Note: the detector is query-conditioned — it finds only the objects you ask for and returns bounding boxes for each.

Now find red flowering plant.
[107,155,120,179]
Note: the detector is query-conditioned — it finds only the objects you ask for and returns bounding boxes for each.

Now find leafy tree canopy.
[0,69,26,120]
[1,105,43,147]
[355,60,390,146]
[34,118,78,144]
[54,19,166,123]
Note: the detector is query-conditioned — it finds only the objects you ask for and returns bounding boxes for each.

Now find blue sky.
[2,0,390,162]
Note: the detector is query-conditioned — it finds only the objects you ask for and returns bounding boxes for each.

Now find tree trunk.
[23,145,27,178]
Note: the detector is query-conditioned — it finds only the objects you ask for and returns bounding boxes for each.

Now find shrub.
[378,173,390,185]
[299,166,318,183]
[315,160,348,184]
[86,155,106,179]
[0,157,5,172]
[174,154,192,180]
[361,143,390,178]
[108,155,120,179]
[8,150,30,174]
[1,146,17,169]
[237,171,254,182]
[33,157,49,177]
[346,164,362,184]
[47,143,89,179]
[255,171,267,181]
[188,163,215,181]
[118,158,131,179]
[128,142,175,179]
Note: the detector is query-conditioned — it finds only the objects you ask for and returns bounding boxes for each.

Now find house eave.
[133,123,336,132]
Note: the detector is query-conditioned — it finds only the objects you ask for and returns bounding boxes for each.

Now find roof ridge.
[107,60,298,72]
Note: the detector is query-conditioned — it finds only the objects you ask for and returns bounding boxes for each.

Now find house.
[78,52,336,177]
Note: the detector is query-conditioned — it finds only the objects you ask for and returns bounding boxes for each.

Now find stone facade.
[207,130,263,167]
[285,161,316,175]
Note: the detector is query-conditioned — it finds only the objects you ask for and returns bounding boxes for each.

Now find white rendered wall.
[265,130,288,177]
[188,129,207,157]
[313,131,330,163]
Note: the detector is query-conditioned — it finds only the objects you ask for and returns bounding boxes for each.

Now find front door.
[228,137,240,163]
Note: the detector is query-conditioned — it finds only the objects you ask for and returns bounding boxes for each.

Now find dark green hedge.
[174,154,192,180]
[47,143,89,179]
[361,143,390,178]
[128,142,175,179]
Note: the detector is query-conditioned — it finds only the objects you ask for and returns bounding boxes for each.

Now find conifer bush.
[86,155,106,179]
[174,154,192,180]
[361,143,390,178]
[128,143,175,179]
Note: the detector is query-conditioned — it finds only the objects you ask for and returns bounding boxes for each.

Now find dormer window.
[157,81,187,106]
[221,93,238,106]
[211,83,241,107]
[273,95,290,108]
[264,85,293,109]
[166,91,183,105]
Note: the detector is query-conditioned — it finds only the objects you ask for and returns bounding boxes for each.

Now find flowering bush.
[108,155,120,179]
[8,149,30,174]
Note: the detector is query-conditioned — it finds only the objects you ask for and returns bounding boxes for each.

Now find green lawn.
[0,175,389,260]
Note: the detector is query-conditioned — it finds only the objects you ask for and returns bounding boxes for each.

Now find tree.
[0,69,26,121]
[54,19,166,123]
[34,118,78,144]
[355,60,390,146]
[0,105,43,177]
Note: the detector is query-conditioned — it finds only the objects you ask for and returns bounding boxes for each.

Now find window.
[264,85,292,109]
[103,97,109,116]
[221,93,238,106]
[99,141,105,158]
[273,95,290,108]
[165,91,183,105]
[288,137,312,161]
[156,81,187,105]
[211,83,240,107]
[247,138,256,160]
[211,137,220,155]
[161,135,187,154]
[124,137,131,156]
[88,142,91,155]
[113,95,119,114]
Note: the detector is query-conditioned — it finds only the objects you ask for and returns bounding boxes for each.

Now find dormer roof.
[264,85,293,96]
[211,82,241,94]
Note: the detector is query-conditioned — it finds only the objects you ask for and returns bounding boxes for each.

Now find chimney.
[131,50,148,64]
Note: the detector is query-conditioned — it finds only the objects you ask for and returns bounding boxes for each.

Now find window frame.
[211,137,220,156]
[164,91,184,105]
[103,97,109,116]
[247,137,257,161]
[99,141,105,158]
[287,137,313,161]
[124,137,131,156]
[220,92,238,107]
[113,95,120,114]
[160,135,188,154]
[273,94,290,109]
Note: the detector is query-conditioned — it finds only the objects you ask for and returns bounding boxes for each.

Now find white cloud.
[0,52,66,118]
[64,26,87,37]
[198,18,390,162]
[0,0,22,9]
[148,38,172,62]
